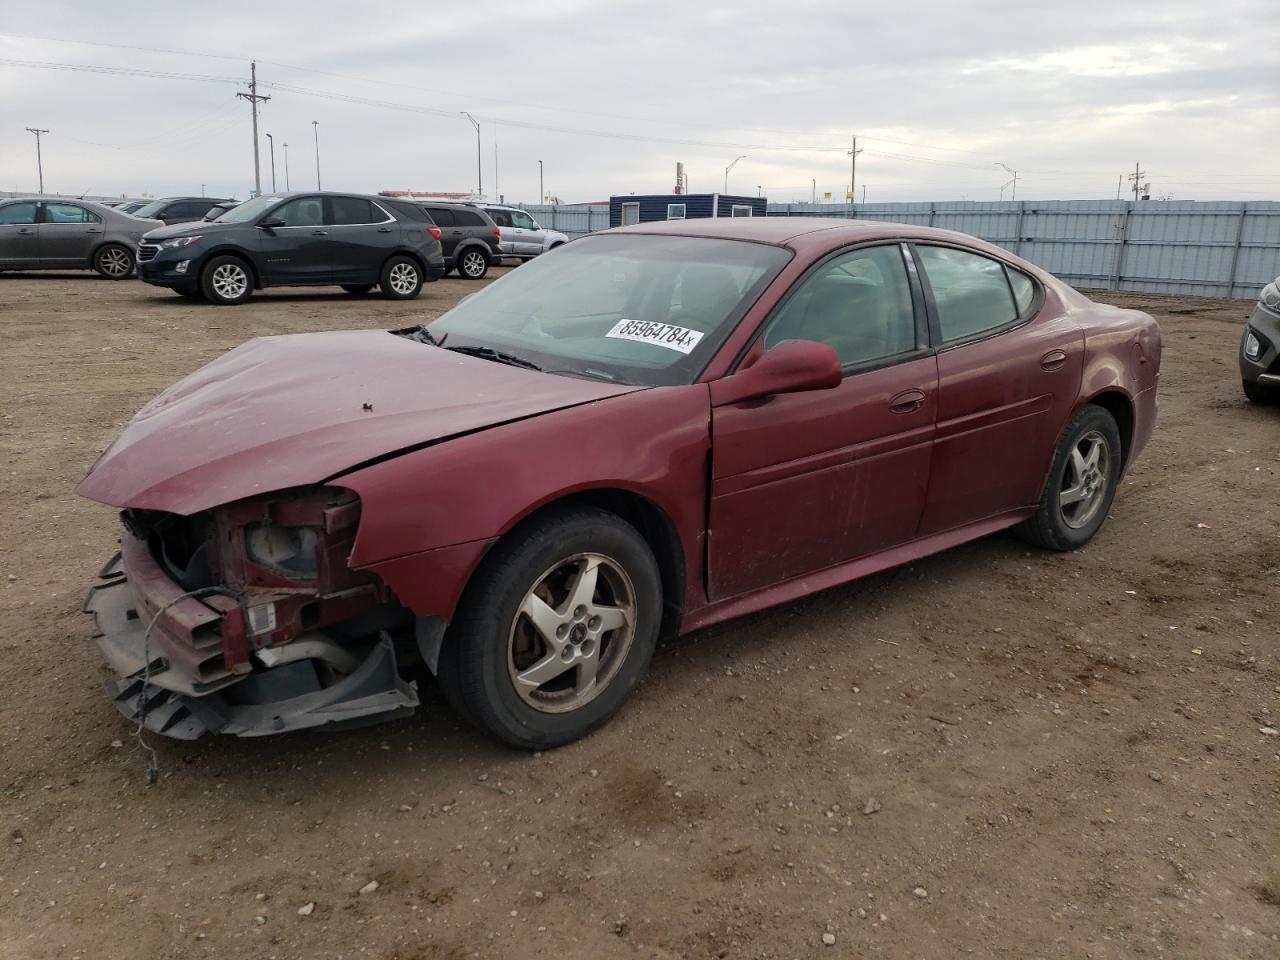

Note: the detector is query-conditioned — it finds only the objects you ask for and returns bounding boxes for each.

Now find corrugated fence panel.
[517,199,1279,299]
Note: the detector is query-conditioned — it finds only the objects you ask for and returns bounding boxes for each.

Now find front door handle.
[311,230,328,236]
[1040,349,1067,372]
[86,228,103,234]
[17,228,33,234]
[377,226,393,233]
[889,388,926,415]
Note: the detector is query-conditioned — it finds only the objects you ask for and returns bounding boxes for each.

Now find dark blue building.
[608,193,767,228]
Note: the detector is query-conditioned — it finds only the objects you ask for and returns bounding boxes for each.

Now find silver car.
[0,198,162,279]
[482,204,569,260]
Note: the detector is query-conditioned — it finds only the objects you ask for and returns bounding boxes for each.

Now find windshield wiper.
[394,323,446,347]
[445,344,542,371]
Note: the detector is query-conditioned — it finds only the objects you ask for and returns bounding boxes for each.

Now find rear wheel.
[93,244,134,279]
[437,506,662,749]
[380,256,422,299]
[200,255,253,305]
[341,283,374,295]
[1016,405,1122,551]
[457,247,489,280]
[1243,379,1278,404]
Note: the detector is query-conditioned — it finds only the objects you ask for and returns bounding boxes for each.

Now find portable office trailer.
[608,193,767,228]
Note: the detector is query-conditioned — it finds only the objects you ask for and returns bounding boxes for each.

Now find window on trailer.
[731,205,753,217]
[667,203,686,220]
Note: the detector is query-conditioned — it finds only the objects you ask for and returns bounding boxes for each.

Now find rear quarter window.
[425,207,455,227]
[1008,267,1036,316]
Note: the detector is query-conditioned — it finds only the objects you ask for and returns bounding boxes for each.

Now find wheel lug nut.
[588,615,601,630]
[556,624,568,640]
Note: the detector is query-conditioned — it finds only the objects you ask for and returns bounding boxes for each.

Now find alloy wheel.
[211,263,248,301]
[1059,429,1111,529]
[506,553,636,714]
[461,250,486,278]
[98,247,132,277]
[389,261,418,294]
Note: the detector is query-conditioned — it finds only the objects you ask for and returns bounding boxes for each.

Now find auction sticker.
[605,319,704,355]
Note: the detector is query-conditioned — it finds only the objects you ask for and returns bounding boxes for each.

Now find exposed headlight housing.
[245,522,318,579]
[1261,280,1280,311]
[161,235,203,249]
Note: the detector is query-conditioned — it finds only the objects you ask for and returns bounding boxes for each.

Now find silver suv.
[482,205,569,261]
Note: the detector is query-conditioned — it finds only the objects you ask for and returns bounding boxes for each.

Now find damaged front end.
[82,487,419,739]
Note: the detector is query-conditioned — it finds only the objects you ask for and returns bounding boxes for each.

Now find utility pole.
[811,178,816,204]
[25,128,49,193]
[847,134,861,201]
[311,121,321,189]
[236,61,271,197]
[757,184,762,198]
[995,162,1017,201]
[283,142,290,190]
[494,129,499,201]
[460,112,481,198]
[861,184,866,204]
[724,155,745,193]
[265,132,277,192]
[538,159,543,204]
[1128,161,1145,202]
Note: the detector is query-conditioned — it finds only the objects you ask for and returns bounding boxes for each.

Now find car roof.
[613,216,1005,250]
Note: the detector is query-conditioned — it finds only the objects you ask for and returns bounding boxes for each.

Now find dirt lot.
[0,271,1277,960]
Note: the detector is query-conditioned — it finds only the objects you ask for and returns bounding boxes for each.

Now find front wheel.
[200,255,253,305]
[380,256,422,299]
[93,244,134,279]
[438,507,662,749]
[1016,405,1122,551]
[457,247,489,280]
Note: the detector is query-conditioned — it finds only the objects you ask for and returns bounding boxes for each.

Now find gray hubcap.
[98,247,131,277]
[461,251,486,277]
[388,261,418,294]
[211,263,248,300]
[1059,430,1110,529]
[507,553,636,714]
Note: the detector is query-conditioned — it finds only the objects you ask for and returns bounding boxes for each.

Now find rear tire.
[437,506,662,749]
[200,255,252,305]
[341,283,374,295]
[1016,405,1122,551]
[93,244,134,280]
[1243,379,1278,404]
[380,256,422,299]
[457,247,489,280]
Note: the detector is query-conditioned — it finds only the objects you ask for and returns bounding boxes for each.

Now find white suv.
[483,205,569,260]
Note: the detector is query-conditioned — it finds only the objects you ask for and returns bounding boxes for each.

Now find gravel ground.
[0,271,1277,960]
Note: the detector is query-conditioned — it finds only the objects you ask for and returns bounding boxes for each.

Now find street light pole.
[460,112,481,198]
[724,155,745,193]
[25,127,48,193]
[538,159,543,204]
[995,162,1017,201]
[811,179,816,204]
[283,142,290,191]
[312,121,321,190]
[265,132,277,192]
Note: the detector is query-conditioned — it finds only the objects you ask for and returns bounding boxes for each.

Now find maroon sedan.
[77,217,1160,746]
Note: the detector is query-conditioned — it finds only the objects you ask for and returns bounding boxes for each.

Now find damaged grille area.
[122,508,215,591]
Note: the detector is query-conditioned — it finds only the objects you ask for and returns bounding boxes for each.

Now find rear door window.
[425,207,455,227]
[486,209,513,227]
[45,203,102,224]
[453,209,487,227]
[0,202,39,224]
[916,245,1019,343]
[328,197,380,225]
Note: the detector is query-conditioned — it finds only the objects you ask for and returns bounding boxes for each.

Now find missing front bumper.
[83,557,419,740]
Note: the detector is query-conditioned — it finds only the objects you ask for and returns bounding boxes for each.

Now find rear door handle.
[889,388,926,415]
[311,230,328,236]
[377,226,393,233]
[86,228,103,234]
[1040,349,1067,372]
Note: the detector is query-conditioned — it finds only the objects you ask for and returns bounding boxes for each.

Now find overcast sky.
[1,0,1277,204]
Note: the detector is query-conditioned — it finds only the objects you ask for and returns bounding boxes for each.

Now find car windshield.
[130,200,170,219]
[426,234,790,386]
[212,195,285,223]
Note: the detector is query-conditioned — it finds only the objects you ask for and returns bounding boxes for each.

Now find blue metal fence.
[517,199,1279,300]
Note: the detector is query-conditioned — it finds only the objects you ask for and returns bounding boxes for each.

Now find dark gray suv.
[1241,275,1280,403]
[136,192,446,305]
[130,196,232,226]
[412,202,501,279]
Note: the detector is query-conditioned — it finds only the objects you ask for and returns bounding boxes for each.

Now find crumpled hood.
[76,330,639,514]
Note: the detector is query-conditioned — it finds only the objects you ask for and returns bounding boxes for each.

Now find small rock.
[297,902,315,917]
[821,932,836,946]
[589,769,599,778]
[397,804,413,812]
[254,892,268,901]
[6,574,16,582]
[912,887,929,899]
[1259,727,1279,737]
[1148,771,1163,782]
[110,740,123,749]
[358,880,379,895]
[863,798,881,816]
[477,773,488,782]
[253,915,266,926]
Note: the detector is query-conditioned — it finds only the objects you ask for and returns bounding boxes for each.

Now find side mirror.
[709,339,842,407]
[258,217,286,229]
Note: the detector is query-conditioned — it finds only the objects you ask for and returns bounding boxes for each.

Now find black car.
[411,202,501,279]
[136,192,447,305]
[130,196,232,226]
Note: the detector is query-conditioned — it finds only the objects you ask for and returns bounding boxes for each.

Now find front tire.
[1016,405,1122,551]
[457,247,489,280]
[93,244,134,279]
[200,255,252,305]
[438,506,662,749]
[380,256,422,299]
[1243,379,1278,404]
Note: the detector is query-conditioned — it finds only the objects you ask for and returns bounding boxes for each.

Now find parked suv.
[0,197,161,278]
[482,204,569,261]
[1241,274,1280,403]
[136,192,446,305]
[130,196,231,226]
[411,202,501,279]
